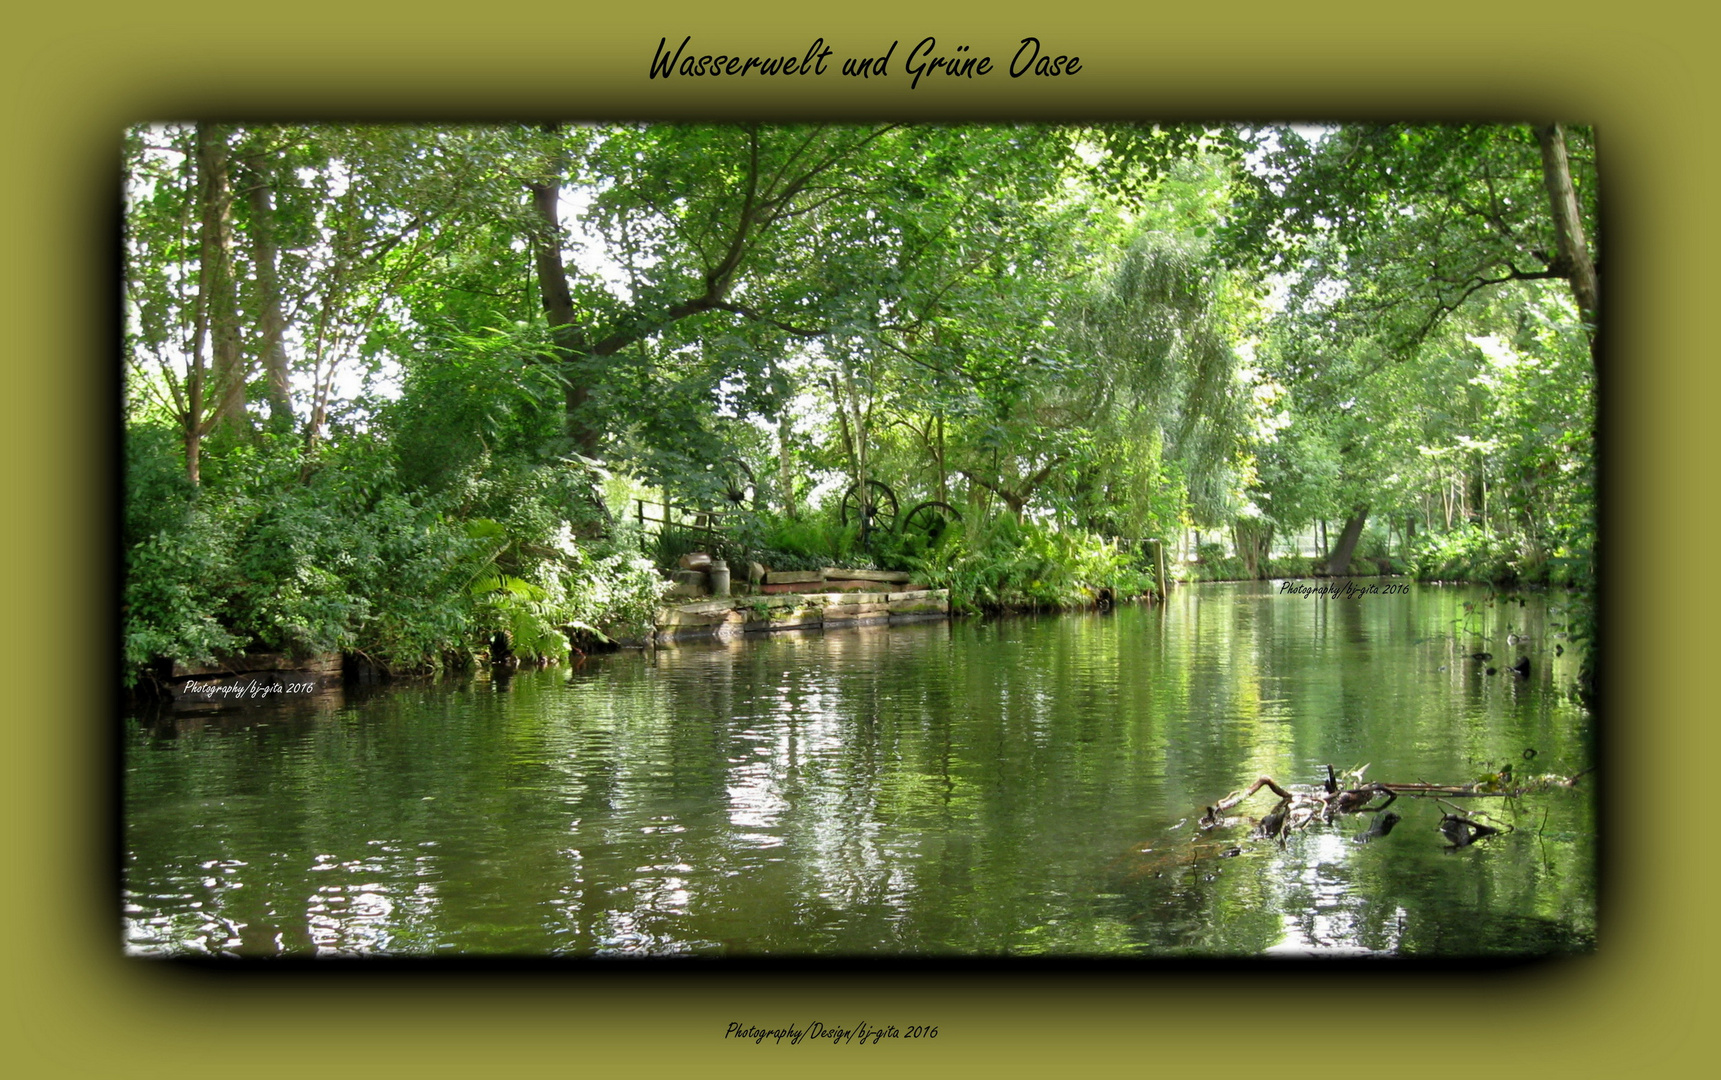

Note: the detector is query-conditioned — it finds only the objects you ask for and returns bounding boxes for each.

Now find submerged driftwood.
[1194,762,1591,850]
[1118,763,1591,886]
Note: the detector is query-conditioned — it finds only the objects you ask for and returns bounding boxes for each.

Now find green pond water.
[123,580,1597,958]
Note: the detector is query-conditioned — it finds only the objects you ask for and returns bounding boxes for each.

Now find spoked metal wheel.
[838,479,899,533]
[715,456,757,511]
[901,500,963,541]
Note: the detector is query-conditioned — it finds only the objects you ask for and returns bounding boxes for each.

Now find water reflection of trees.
[125,584,1594,956]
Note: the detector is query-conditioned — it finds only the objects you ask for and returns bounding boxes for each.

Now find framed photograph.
[121,117,1597,960]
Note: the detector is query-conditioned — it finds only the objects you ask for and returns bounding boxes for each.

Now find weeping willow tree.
[1062,228,1256,540]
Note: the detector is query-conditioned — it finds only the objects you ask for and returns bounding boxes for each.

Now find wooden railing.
[634,499,731,547]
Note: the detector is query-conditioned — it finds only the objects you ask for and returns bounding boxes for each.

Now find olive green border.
[4,0,1709,1073]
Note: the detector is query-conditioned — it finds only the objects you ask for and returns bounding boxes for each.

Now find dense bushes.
[895,517,1153,614]
[693,503,1153,613]
[727,510,868,573]
[124,502,246,679]
[1406,526,1564,586]
[122,428,667,688]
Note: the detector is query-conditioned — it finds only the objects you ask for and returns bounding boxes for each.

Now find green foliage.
[123,504,245,684]
[1409,528,1528,585]
[1263,555,1318,579]
[903,517,1150,613]
[553,532,669,645]
[121,121,1596,704]
[123,424,196,547]
[725,509,866,573]
[1227,124,1596,358]
[121,423,671,685]
[384,325,572,493]
[1359,526,1391,561]
[646,525,720,571]
[1182,540,1248,583]
[340,493,476,671]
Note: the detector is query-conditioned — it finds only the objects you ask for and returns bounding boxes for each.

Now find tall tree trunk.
[242,145,294,433]
[839,364,873,538]
[828,374,859,481]
[1324,506,1370,576]
[935,413,948,506]
[199,125,247,437]
[1534,123,1600,337]
[525,127,601,457]
[301,209,354,458]
[1535,123,1599,711]
[777,410,797,519]
[184,122,247,484]
[1232,518,1274,579]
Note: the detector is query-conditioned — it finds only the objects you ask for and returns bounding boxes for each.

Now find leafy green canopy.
[121,121,1598,692]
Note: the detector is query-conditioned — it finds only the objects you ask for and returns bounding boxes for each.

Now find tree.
[123,122,250,485]
[522,123,904,456]
[1227,124,1597,356]
[1230,123,1598,579]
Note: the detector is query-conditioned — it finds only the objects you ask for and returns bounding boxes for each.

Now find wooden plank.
[171,652,343,678]
[763,570,823,584]
[303,654,345,677]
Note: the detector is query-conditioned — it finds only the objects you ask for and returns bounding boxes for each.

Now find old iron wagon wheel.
[900,500,963,540]
[715,456,757,510]
[838,479,900,532]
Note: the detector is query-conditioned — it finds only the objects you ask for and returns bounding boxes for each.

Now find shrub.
[1263,555,1317,578]
[902,517,1151,613]
[123,504,246,685]
[1409,528,1528,584]
[724,509,866,572]
[122,432,673,684]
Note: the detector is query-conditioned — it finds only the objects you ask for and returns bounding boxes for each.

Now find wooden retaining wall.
[154,652,347,711]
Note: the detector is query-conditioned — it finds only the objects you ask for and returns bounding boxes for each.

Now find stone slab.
[821,568,913,583]
[762,578,879,594]
[823,602,891,619]
[756,608,823,630]
[657,606,746,628]
[823,614,891,628]
[664,598,739,616]
[887,597,947,615]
